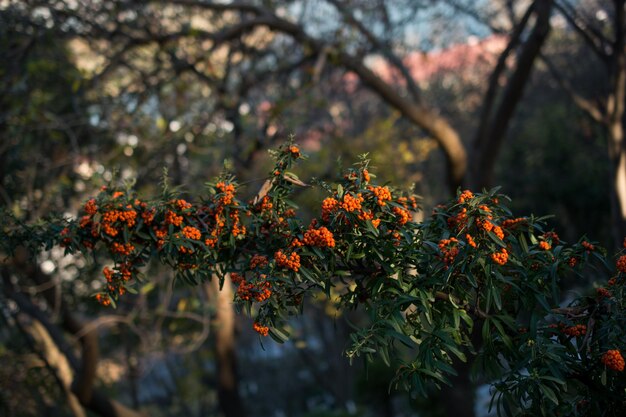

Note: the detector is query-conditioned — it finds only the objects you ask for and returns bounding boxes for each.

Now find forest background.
[1,1,624,417]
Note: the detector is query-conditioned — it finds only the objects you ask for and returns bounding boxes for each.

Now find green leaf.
[540,384,559,405]
[493,287,502,311]
[379,345,391,366]
[540,376,565,385]
[488,231,507,248]
[519,234,529,253]
[492,318,513,350]
[269,327,290,344]
[387,330,415,348]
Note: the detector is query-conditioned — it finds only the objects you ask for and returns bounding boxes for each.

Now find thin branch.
[473,1,535,152]
[539,53,605,123]
[328,0,422,103]
[554,0,611,60]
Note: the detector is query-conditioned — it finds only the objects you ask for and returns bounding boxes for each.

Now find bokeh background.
[1,1,623,416]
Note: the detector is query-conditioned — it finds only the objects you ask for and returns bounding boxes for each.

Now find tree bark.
[607,0,626,246]
[5,252,148,417]
[18,317,87,417]
[472,0,554,189]
[205,275,245,417]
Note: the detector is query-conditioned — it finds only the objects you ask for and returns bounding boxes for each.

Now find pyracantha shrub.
[2,141,625,416]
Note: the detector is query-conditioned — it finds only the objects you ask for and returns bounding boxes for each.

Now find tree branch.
[473,1,535,153]
[473,0,554,188]
[539,53,605,123]
[328,0,422,103]
[554,0,610,61]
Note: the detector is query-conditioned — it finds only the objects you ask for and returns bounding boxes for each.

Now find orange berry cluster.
[249,255,269,269]
[111,242,135,255]
[321,197,339,222]
[210,181,246,238]
[165,210,183,227]
[175,199,192,210]
[216,182,236,205]
[465,234,477,248]
[457,190,474,204]
[253,322,270,336]
[491,248,508,265]
[258,196,273,212]
[543,231,560,245]
[178,245,194,254]
[602,349,625,372]
[397,196,418,210]
[341,193,364,212]
[182,226,201,240]
[538,241,551,251]
[392,206,411,225]
[303,225,336,248]
[230,211,246,237]
[70,181,252,305]
[362,169,371,183]
[501,217,526,229]
[447,208,467,231]
[357,209,374,222]
[288,145,301,158]
[562,324,586,337]
[141,208,155,225]
[617,255,626,273]
[232,272,272,302]
[368,186,392,206]
[596,287,611,298]
[275,250,301,272]
[476,218,493,232]
[95,293,111,306]
[103,266,115,282]
[354,208,381,227]
[59,227,72,246]
[438,238,459,265]
[582,241,595,252]
[84,198,98,215]
[478,204,491,214]
[101,208,138,236]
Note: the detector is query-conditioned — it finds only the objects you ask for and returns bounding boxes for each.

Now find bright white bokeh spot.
[169,120,182,132]
[220,120,234,133]
[41,260,56,274]
[127,135,138,147]
[239,103,250,115]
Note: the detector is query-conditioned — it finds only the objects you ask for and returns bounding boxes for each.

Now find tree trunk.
[4,254,148,417]
[472,0,553,189]
[607,0,626,246]
[19,317,87,417]
[206,275,245,417]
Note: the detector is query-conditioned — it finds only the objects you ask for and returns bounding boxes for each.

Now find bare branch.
[540,53,605,123]
[328,0,422,103]
[554,0,611,60]
[473,1,536,153]
[473,0,554,188]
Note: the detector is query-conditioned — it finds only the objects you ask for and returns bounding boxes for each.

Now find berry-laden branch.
[2,141,625,416]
